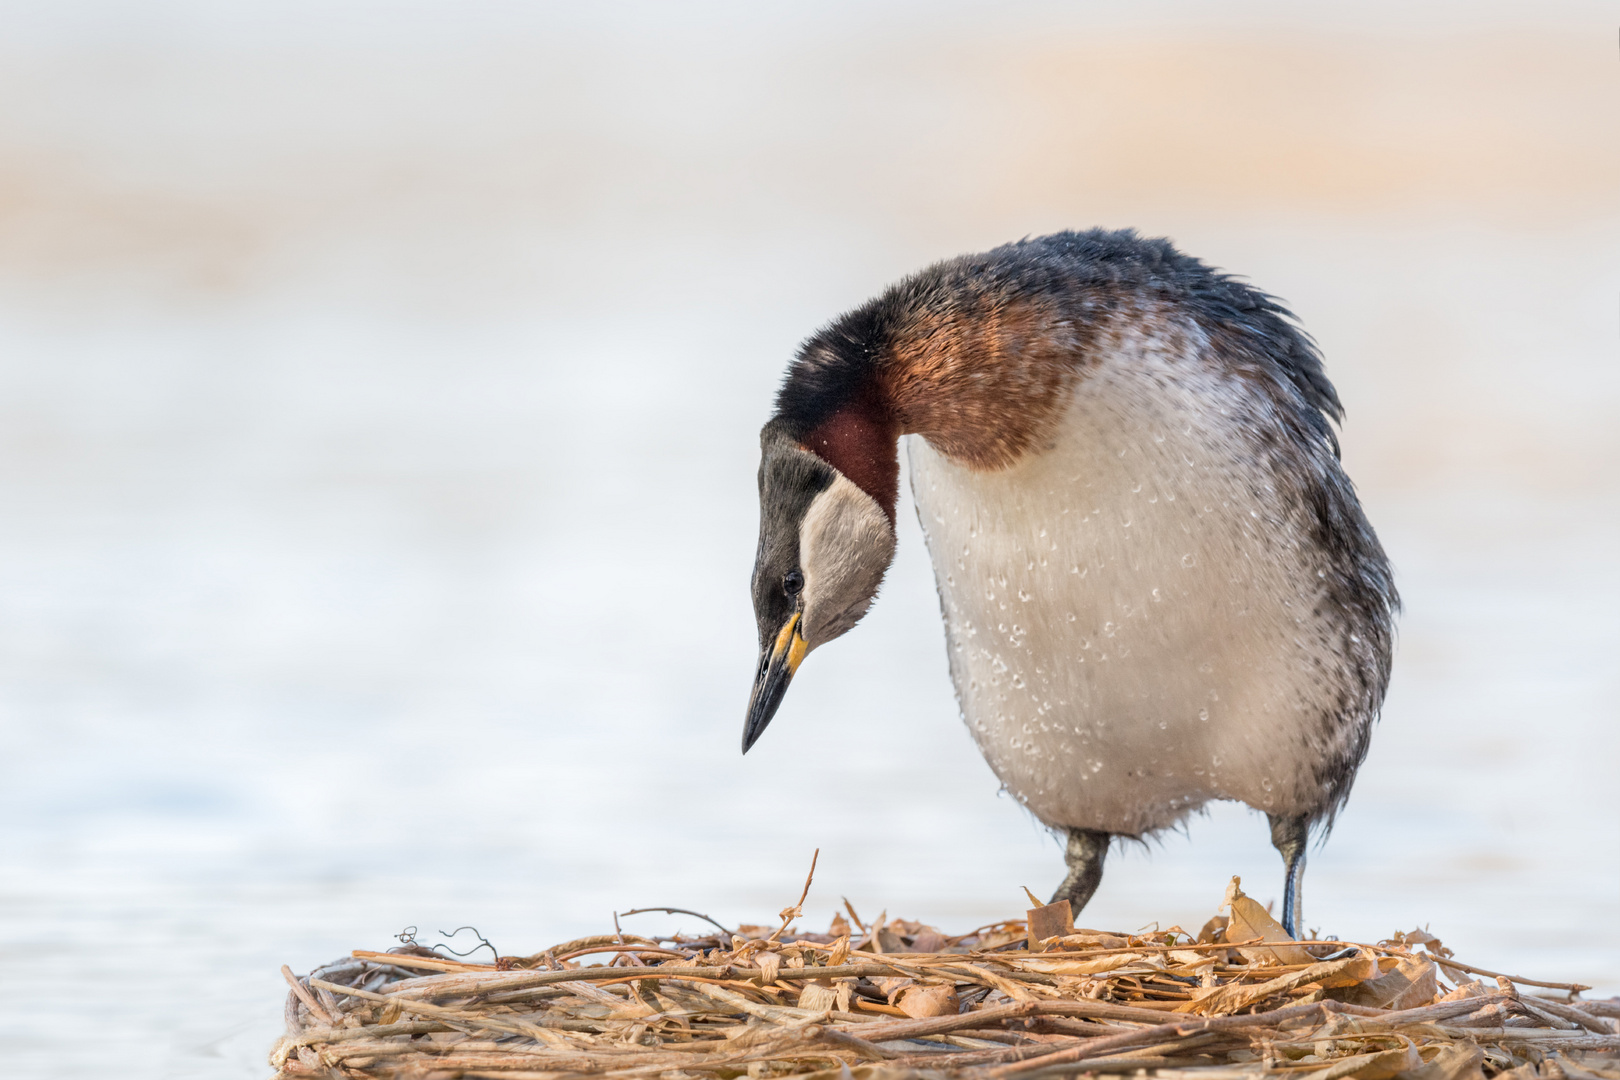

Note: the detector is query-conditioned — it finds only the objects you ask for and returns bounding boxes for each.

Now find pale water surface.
[0,3,1615,1077]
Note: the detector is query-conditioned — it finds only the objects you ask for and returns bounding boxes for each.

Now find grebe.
[742,229,1396,936]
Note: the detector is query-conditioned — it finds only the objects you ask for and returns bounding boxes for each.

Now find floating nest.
[271,872,1618,1080]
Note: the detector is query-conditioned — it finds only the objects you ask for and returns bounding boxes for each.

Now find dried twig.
[617,907,736,938]
[271,883,1618,1080]
[768,848,820,945]
[1433,955,1593,993]
[280,964,335,1026]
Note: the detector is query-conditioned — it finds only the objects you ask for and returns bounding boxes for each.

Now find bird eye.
[783,570,804,596]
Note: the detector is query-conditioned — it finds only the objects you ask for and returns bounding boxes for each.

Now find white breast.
[908,318,1349,836]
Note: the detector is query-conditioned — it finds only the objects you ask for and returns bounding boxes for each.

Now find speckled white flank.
[908,316,1351,836]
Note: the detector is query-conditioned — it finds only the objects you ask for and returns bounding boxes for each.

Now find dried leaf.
[1223,875,1314,965]
[1052,930,1128,949]
[874,926,907,953]
[1314,1038,1423,1080]
[896,984,959,1018]
[1435,980,1489,1003]
[1026,898,1074,949]
[946,961,1036,1002]
[1020,953,1148,976]
[834,979,853,1013]
[757,952,782,986]
[1389,927,1455,960]
[797,1067,937,1080]
[1187,955,1379,1016]
[1400,1043,1488,1080]
[1333,955,1439,1010]
[860,910,888,953]
[1197,915,1229,944]
[797,983,838,1012]
[872,976,914,1004]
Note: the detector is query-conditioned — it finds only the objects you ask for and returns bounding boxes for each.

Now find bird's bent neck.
[781,287,1092,483]
[800,390,900,525]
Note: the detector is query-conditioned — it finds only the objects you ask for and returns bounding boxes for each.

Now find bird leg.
[1267,813,1310,939]
[1050,828,1110,911]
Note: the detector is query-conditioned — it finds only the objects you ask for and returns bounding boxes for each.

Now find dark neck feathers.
[772,228,1343,499]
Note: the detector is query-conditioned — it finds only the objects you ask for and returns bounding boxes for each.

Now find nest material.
[270,877,1618,1080]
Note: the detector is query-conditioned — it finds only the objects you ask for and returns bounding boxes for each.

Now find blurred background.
[0,1,1615,1076]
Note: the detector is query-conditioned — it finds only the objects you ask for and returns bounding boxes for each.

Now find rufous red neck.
[800,393,900,524]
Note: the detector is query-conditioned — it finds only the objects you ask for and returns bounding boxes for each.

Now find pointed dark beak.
[743,612,807,753]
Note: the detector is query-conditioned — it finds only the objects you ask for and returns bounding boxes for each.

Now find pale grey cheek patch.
[798,473,896,649]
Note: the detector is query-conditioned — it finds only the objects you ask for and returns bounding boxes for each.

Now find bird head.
[743,427,896,752]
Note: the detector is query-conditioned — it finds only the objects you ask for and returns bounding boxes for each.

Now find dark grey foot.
[1267,813,1310,939]
[1050,828,1110,912]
